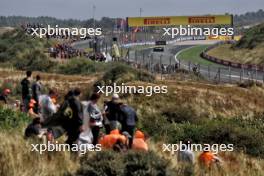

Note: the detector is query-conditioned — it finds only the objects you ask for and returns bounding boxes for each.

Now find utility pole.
[92,5,96,28]
[139,8,147,45]
[92,5,96,53]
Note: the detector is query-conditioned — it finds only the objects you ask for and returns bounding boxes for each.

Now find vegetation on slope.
[207,23,264,65]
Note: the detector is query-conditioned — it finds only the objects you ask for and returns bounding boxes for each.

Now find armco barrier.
[201,41,264,71]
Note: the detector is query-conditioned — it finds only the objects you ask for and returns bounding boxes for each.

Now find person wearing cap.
[87,93,103,145]
[104,94,121,132]
[21,71,32,112]
[0,88,11,104]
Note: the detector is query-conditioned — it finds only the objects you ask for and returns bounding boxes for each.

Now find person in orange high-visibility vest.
[199,151,222,168]
[132,130,148,152]
[28,99,39,118]
[99,129,127,149]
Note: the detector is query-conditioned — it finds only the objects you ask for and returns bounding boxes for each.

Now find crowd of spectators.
[49,43,84,59]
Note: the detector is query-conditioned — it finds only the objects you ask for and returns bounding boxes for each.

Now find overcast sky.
[1,0,264,20]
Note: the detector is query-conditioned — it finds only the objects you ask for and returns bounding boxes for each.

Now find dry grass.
[0,131,79,176]
[1,130,264,176]
[207,43,264,65]
[149,141,264,176]
[0,68,98,96]
[1,69,264,175]
[0,27,14,35]
[126,80,264,119]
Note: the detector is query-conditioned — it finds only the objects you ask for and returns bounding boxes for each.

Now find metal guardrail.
[201,41,264,71]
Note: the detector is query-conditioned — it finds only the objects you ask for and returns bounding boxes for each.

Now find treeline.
[234,9,264,26]
[0,9,264,29]
[0,16,118,30]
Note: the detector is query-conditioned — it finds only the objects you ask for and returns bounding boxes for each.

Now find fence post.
[240,68,242,83]
[160,55,162,80]
[242,66,244,82]
[147,54,150,72]
[256,66,258,82]
[229,66,231,83]
[169,56,173,73]
[135,50,138,65]
[127,48,130,63]
[263,67,264,83]
[208,65,210,79]
[218,68,221,83]
[188,61,191,72]
[143,53,145,67]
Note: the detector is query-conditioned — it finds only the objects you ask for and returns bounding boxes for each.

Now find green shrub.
[161,105,202,123]
[57,58,107,75]
[0,107,30,130]
[143,115,264,157]
[0,28,55,71]
[14,49,55,72]
[75,151,179,176]
[233,23,264,49]
[97,64,154,85]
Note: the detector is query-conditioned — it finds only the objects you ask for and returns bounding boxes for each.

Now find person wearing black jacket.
[65,88,83,146]
[21,71,32,112]
[105,94,121,132]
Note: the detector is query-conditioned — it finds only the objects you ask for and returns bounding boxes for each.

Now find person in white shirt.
[39,90,58,122]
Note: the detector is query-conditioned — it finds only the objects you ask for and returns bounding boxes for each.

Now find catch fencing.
[122,48,264,84]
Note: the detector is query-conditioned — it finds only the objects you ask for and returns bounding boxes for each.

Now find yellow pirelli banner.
[207,36,233,41]
[127,15,232,27]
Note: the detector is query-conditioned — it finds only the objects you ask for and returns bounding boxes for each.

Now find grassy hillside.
[207,23,264,65]
[1,26,264,176]
[1,69,264,175]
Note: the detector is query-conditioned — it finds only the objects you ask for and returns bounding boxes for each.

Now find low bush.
[57,58,108,75]
[0,29,55,71]
[75,151,179,176]
[0,107,30,130]
[96,63,155,86]
[233,23,264,49]
[141,110,264,158]
[237,80,263,88]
